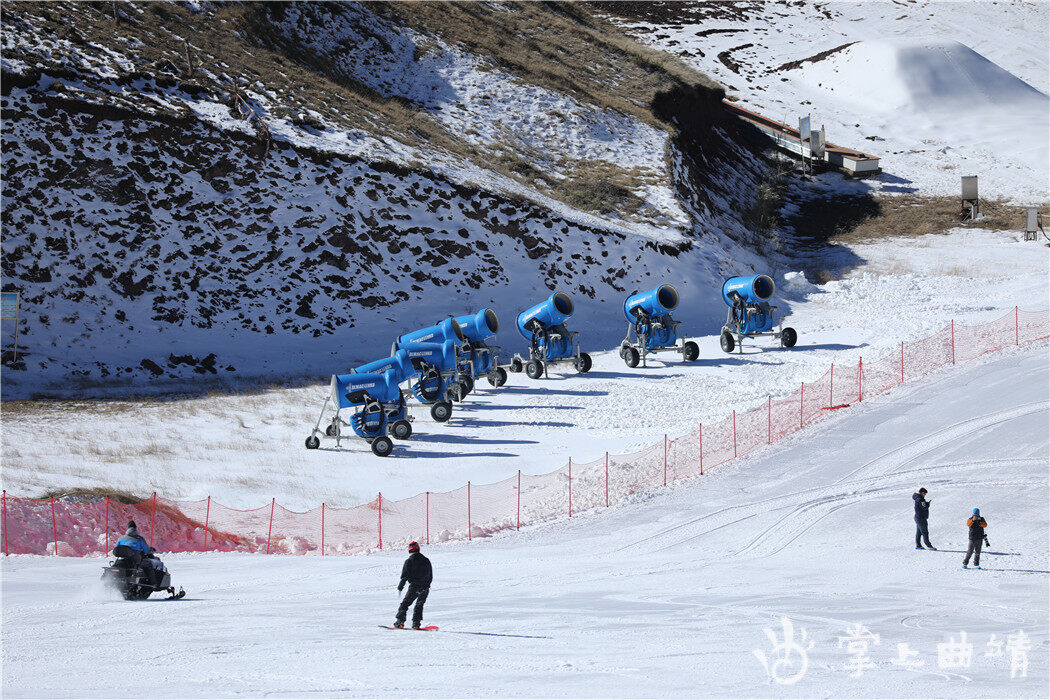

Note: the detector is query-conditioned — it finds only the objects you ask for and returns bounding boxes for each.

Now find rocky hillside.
[1,1,777,398]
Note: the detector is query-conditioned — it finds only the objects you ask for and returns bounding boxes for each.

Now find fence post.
[829,364,834,408]
[951,321,955,364]
[516,472,521,530]
[104,496,109,555]
[265,498,275,554]
[699,424,703,476]
[149,492,157,548]
[733,410,737,458]
[767,397,772,444]
[426,492,430,545]
[50,497,58,556]
[604,453,609,507]
[467,482,471,541]
[900,341,905,383]
[203,496,211,552]
[321,503,325,556]
[858,357,863,402]
[800,383,805,429]
[1015,306,1019,345]
[377,493,382,550]
[663,435,668,486]
[2,491,7,556]
[568,458,572,517]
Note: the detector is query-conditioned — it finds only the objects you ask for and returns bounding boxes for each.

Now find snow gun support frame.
[619,285,699,368]
[305,368,410,457]
[393,319,473,421]
[509,292,591,379]
[719,275,797,354]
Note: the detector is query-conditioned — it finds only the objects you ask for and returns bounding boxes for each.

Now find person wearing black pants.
[913,488,935,550]
[395,541,433,629]
[963,509,989,569]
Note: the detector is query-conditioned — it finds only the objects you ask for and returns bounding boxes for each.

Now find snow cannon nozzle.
[516,292,574,340]
[454,309,499,342]
[722,275,774,306]
[352,350,414,383]
[624,284,679,323]
[330,369,404,410]
[394,317,465,349]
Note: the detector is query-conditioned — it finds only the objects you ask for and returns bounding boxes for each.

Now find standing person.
[394,541,432,629]
[963,508,989,569]
[913,488,935,550]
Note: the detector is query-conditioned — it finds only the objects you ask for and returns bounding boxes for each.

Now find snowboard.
[379,625,439,631]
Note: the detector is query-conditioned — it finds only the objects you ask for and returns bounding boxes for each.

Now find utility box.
[1024,206,1040,241]
[960,176,979,220]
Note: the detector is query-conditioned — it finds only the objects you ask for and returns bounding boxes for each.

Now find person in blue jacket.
[913,488,936,550]
[116,521,162,585]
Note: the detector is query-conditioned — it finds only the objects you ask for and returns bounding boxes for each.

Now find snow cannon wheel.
[720,331,735,354]
[371,435,394,457]
[305,435,320,450]
[577,352,592,373]
[430,401,452,423]
[487,367,508,387]
[325,423,338,437]
[525,359,544,379]
[509,358,523,373]
[462,375,475,395]
[391,419,412,440]
[683,341,699,362]
[623,347,640,368]
[448,381,469,403]
[781,327,797,348]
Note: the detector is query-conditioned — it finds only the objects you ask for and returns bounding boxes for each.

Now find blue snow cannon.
[398,339,466,422]
[454,309,508,388]
[720,275,797,353]
[619,284,698,367]
[394,317,465,348]
[512,292,591,379]
[305,366,409,457]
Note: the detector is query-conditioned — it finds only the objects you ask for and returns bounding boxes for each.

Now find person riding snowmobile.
[116,521,162,587]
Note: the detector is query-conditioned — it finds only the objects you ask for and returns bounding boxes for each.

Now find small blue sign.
[0,292,18,320]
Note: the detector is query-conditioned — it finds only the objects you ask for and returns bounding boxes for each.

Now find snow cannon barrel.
[394,317,465,349]
[402,340,459,374]
[722,275,775,306]
[331,369,402,410]
[352,349,414,384]
[455,309,499,342]
[516,292,574,340]
[624,285,679,323]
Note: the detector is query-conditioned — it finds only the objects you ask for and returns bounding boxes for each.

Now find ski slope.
[2,344,1046,697]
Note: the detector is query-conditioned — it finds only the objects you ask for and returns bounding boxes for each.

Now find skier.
[116,521,162,587]
[913,488,935,550]
[394,541,432,629]
[962,508,989,569]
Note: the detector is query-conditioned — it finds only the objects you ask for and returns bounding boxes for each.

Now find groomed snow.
[2,345,1046,697]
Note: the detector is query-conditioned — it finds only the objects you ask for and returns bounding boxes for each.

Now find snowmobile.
[100,544,185,600]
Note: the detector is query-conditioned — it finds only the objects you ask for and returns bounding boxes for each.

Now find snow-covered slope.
[1,1,781,397]
[2,346,1046,697]
[601,1,1050,201]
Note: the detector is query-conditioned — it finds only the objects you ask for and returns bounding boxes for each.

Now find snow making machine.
[719,274,797,353]
[305,364,410,457]
[510,291,592,379]
[454,308,508,389]
[619,284,699,367]
[392,317,472,422]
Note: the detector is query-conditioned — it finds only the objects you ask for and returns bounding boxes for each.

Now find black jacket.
[399,552,433,590]
[967,516,987,541]
[913,493,930,520]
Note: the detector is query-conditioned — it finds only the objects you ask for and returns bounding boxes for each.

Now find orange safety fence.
[3,307,1047,557]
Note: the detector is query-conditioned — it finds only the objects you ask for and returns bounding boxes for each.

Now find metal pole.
[50,497,58,556]
[800,383,804,428]
[900,341,905,383]
[516,472,521,530]
[203,496,210,552]
[2,491,7,556]
[104,496,109,555]
[830,364,834,408]
[663,435,667,486]
[467,482,471,541]
[568,459,572,517]
[265,498,275,554]
[858,358,863,402]
[733,410,737,458]
[604,453,609,507]
[377,493,382,550]
[426,492,430,544]
[149,492,156,548]
[767,396,772,444]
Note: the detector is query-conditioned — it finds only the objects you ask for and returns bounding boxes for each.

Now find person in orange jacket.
[962,508,989,569]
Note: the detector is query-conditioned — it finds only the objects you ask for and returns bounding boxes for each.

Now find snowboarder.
[962,508,989,569]
[913,488,935,550]
[394,541,433,629]
[116,521,162,587]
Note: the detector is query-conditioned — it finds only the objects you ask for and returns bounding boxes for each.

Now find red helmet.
[408,541,420,553]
